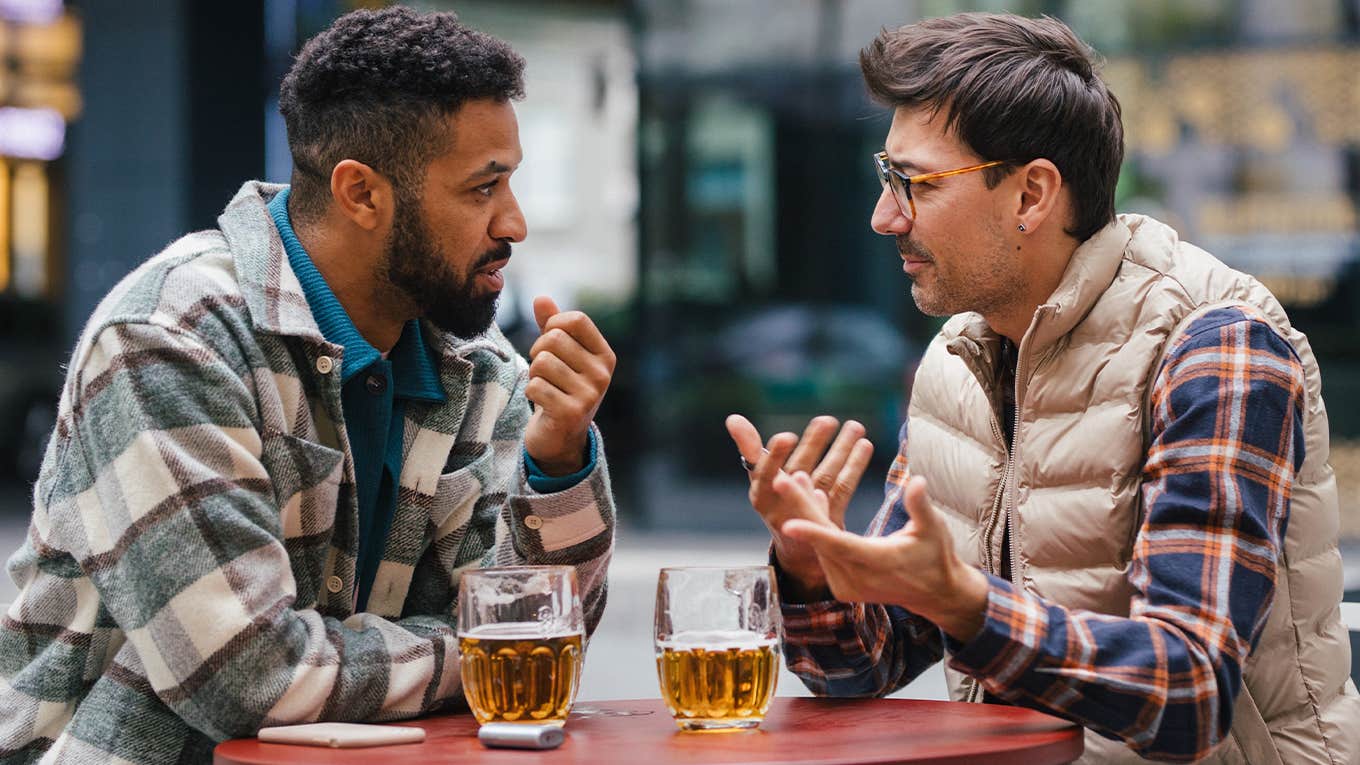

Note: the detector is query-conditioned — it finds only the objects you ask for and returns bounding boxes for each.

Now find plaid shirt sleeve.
[782,306,1304,762]
[779,423,945,697]
[946,307,1303,761]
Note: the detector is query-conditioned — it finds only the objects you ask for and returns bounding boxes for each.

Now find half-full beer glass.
[458,566,584,726]
[654,566,781,730]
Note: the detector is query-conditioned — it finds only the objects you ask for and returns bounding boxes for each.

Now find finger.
[530,327,599,374]
[752,432,797,484]
[533,295,560,333]
[901,476,941,534]
[809,420,866,493]
[828,437,874,519]
[780,518,871,559]
[528,351,589,397]
[726,414,765,465]
[769,478,835,527]
[770,470,825,515]
[785,416,839,473]
[524,376,580,420]
[539,309,613,358]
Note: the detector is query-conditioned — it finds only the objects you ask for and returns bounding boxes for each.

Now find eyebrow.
[464,160,515,183]
[884,152,929,175]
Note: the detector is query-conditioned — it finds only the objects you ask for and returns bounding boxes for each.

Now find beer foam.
[459,623,583,640]
[658,630,777,652]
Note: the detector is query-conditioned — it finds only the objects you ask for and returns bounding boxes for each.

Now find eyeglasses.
[873,151,1006,220]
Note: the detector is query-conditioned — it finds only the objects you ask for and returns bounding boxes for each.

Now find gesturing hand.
[725,413,873,597]
[777,473,990,641]
[523,296,616,476]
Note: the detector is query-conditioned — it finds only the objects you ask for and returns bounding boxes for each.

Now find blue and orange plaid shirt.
[779,307,1307,762]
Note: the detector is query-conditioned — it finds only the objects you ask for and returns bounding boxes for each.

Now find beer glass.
[458,566,584,726]
[654,566,781,731]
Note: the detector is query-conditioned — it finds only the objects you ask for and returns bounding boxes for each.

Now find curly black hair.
[279,6,525,222]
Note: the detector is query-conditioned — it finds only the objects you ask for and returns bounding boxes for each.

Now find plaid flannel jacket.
[0,182,616,764]
[781,307,1306,762]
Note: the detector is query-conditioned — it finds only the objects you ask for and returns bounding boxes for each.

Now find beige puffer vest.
[907,214,1360,764]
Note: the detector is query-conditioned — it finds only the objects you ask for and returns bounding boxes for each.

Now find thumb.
[725,414,764,464]
[901,476,942,534]
[533,295,561,333]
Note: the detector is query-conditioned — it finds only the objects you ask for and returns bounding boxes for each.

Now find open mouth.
[474,258,510,291]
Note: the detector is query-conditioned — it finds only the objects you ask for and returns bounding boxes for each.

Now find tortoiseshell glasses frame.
[873,151,1007,220]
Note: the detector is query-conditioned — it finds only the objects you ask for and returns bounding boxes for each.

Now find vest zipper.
[982,416,1008,574]
[1005,343,1029,589]
[967,312,1049,705]
[980,319,1046,585]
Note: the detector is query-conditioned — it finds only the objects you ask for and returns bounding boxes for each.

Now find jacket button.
[365,373,387,395]
[315,355,335,374]
[524,515,544,530]
[326,575,344,593]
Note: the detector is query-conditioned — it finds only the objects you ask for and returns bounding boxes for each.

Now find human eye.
[473,179,500,198]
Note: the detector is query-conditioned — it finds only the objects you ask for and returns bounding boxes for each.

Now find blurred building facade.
[0,0,79,479]
[3,0,1358,537]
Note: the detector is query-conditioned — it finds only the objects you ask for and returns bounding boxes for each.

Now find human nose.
[870,186,911,236]
[491,190,527,243]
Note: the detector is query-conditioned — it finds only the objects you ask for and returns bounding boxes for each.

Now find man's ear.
[1012,158,1065,234]
[329,159,393,232]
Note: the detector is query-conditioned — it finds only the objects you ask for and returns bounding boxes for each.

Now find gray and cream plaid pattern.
[0,182,615,764]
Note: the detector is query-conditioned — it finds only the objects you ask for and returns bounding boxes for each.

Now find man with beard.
[727,12,1357,764]
[0,8,617,763]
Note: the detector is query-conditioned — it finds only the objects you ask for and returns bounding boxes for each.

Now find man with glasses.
[728,11,1357,763]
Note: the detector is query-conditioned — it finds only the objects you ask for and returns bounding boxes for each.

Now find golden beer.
[656,634,778,730]
[459,628,583,726]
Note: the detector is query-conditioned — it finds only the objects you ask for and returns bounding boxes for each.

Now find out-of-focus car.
[660,303,919,476]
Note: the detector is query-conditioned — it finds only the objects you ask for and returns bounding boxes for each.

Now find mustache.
[474,241,512,270]
[896,236,931,261]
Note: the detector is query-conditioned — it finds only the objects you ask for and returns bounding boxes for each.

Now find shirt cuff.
[944,574,1049,687]
[523,428,597,493]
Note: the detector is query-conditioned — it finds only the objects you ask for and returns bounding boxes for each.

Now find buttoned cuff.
[509,425,613,558]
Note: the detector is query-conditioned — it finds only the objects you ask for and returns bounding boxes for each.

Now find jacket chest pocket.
[429,441,498,532]
[261,432,345,541]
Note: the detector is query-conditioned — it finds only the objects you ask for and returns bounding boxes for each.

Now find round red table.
[215,697,1082,764]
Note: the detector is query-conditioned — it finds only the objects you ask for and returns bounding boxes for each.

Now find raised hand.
[523,296,616,475]
[725,413,873,596]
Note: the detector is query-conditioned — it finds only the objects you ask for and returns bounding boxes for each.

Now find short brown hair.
[860,13,1123,241]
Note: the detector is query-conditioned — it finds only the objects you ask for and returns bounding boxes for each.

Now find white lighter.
[477,723,566,750]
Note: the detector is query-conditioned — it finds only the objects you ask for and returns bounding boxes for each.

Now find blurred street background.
[2,0,1360,700]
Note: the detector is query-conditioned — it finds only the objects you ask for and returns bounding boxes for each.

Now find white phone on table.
[258,722,425,748]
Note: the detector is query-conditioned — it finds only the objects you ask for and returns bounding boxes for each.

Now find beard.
[384,196,505,338]
[898,229,1015,318]
[897,235,950,316]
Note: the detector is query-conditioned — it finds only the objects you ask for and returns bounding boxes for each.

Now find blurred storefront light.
[11,161,47,297]
[0,159,9,292]
[0,0,60,24]
[0,107,65,161]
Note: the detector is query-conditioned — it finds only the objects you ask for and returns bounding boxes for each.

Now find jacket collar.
[218,181,326,343]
